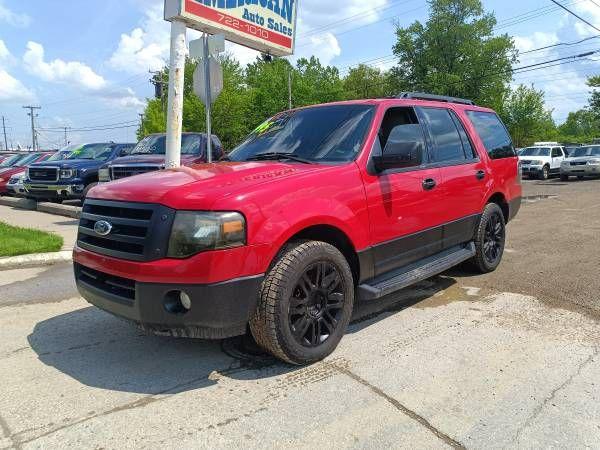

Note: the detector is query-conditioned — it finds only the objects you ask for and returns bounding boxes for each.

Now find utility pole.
[23,105,41,151]
[1,116,8,151]
[63,127,71,146]
[138,113,145,135]
[288,70,293,110]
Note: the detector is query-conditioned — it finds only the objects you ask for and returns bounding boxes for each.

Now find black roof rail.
[396,92,475,106]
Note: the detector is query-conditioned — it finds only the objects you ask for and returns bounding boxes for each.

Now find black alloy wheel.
[288,262,345,348]
[483,211,505,265]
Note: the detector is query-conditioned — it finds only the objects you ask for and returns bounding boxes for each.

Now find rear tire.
[250,241,354,365]
[471,203,506,274]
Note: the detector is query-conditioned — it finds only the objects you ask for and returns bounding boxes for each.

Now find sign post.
[165,20,187,169]
[164,0,298,166]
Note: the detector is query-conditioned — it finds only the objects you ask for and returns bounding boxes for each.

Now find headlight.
[588,159,600,165]
[167,211,246,258]
[530,160,543,166]
[60,169,76,179]
[98,168,110,182]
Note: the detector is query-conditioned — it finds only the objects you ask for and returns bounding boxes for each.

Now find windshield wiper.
[246,152,312,164]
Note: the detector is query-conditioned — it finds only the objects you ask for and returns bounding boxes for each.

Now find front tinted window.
[466,111,515,159]
[0,155,21,167]
[420,107,466,162]
[229,105,374,163]
[68,144,113,161]
[132,134,201,155]
[551,147,562,157]
[521,147,550,157]
[572,146,600,157]
[14,154,41,166]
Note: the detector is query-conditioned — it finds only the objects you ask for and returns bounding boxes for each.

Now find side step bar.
[358,243,476,301]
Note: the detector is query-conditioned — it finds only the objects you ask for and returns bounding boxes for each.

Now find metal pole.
[203,33,213,164]
[2,116,8,151]
[165,20,187,169]
[288,70,292,110]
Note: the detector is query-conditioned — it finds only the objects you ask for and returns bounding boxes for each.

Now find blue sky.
[0,0,598,149]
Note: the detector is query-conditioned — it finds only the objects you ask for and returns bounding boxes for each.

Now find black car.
[25,142,135,202]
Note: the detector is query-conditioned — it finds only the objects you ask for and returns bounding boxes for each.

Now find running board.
[358,243,476,301]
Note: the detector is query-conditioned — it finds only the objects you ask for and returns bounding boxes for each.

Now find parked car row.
[518,142,600,180]
[0,133,223,202]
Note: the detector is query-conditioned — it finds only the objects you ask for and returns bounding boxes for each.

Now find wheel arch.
[486,192,509,223]
[277,224,360,285]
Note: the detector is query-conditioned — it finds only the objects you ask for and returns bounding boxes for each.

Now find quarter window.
[466,111,515,159]
[419,107,467,163]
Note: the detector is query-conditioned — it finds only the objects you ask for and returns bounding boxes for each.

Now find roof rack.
[396,92,475,106]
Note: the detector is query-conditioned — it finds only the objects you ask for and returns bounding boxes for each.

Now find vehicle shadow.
[27,274,457,395]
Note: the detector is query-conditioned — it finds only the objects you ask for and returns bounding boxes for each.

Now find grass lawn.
[0,221,63,257]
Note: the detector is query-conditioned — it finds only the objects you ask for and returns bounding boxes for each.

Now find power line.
[549,0,600,33]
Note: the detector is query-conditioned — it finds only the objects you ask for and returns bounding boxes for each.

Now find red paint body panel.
[75,99,521,285]
[0,153,52,193]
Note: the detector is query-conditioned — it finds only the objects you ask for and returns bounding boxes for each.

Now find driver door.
[361,107,445,277]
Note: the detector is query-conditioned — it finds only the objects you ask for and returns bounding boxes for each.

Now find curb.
[0,250,72,271]
[0,197,81,219]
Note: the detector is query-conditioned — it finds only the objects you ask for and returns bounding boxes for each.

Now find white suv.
[519,145,566,180]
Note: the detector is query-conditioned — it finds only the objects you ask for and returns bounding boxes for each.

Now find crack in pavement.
[510,346,600,445]
[13,362,251,446]
[0,411,21,450]
[327,362,466,449]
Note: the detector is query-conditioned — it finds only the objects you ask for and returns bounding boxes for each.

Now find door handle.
[476,170,485,180]
[422,178,437,191]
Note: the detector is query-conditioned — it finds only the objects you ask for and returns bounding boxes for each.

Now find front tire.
[471,203,506,274]
[250,241,354,365]
[82,182,98,199]
[540,165,550,180]
[560,174,569,181]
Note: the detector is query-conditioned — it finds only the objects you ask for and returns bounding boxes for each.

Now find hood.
[90,161,336,209]
[29,159,105,169]
[109,154,199,166]
[518,155,550,161]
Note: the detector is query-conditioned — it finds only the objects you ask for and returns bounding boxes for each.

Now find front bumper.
[75,262,264,339]
[520,165,543,176]
[560,165,600,176]
[24,181,85,199]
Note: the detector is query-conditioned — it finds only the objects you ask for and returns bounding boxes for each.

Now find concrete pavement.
[1,178,600,449]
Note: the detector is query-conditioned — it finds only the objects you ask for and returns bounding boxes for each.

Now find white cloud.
[23,41,107,90]
[109,3,170,74]
[573,2,600,37]
[0,39,9,60]
[0,70,35,102]
[0,0,31,27]
[514,32,559,54]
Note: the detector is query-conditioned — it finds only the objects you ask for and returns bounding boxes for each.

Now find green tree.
[342,64,392,99]
[294,56,344,105]
[586,75,600,119]
[390,0,516,107]
[557,109,598,143]
[500,85,555,147]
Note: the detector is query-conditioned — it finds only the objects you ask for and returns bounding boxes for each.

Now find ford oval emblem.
[94,220,113,236]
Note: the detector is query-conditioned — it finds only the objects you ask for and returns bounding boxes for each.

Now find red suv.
[74,93,521,364]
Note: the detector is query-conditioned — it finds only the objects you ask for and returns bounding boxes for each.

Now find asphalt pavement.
[0,178,599,449]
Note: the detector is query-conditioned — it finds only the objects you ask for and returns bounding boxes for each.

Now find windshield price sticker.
[165,0,298,56]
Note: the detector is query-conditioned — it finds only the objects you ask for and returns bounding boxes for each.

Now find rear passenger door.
[417,107,486,249]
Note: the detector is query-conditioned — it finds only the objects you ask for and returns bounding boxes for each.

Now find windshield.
[572,146,600,157]
[228,105,375,163]
[67,143,113,161]
[0,155,22,167]
[16,154,44,166]
[131,134,201,155]
[521,147,551,157]
[47,144,82,161]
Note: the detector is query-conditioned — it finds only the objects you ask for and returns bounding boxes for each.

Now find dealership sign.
[165,0,298,56]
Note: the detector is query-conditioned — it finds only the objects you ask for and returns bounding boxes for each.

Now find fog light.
[180,291,192,310]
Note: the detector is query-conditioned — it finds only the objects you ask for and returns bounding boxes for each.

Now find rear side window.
[419,107,466,163]
[466,111,515,159]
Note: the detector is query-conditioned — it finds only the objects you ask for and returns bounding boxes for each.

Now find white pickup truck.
[518,145,566,180]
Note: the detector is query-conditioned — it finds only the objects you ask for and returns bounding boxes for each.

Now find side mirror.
[373,141,423,172]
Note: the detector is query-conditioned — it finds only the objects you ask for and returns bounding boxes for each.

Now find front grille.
[110,165,161,180]
[28,167,58,181]
[75,263,135,306]
[77,199,176,262]
[571,161,587,166]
